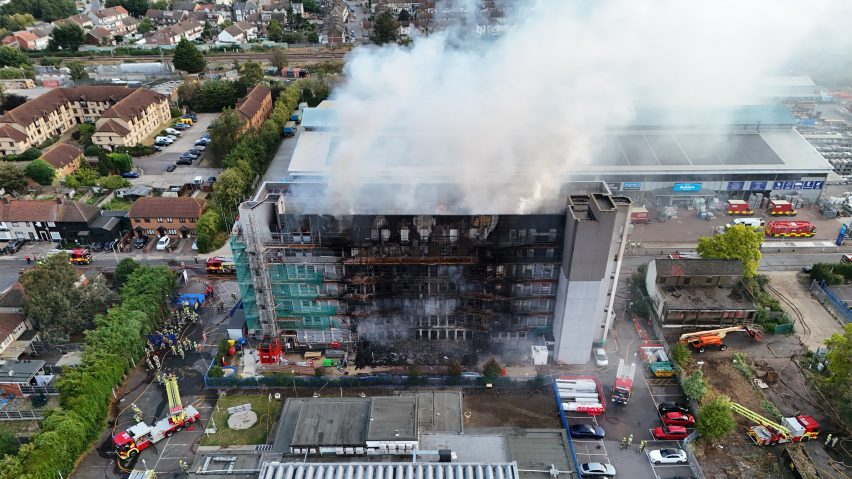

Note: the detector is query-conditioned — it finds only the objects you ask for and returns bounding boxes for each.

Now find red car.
[663,412,695,427]
[653,425,689,440]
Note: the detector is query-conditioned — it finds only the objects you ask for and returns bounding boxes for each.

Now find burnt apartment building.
[233,182,630,365]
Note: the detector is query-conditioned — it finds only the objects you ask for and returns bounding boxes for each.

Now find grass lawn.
[200,394,281,446]
[103,197,133,210]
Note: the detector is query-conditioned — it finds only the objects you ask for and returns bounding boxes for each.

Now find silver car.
[579,463,616,477]
[648,448,687,465]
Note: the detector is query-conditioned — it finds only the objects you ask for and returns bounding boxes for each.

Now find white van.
[727,217,764,229]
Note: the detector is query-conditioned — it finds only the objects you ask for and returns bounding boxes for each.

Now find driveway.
[765,271,845,351]
[134,113,219,175]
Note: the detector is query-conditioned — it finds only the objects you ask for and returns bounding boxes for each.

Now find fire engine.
[768,199,797,216]
[611,358,636,405]
[731,402,819,445]
[726,200,753,215]
[113,374,200,460]
[764,221,815,238]
[678,325,763,353]
[69,248,93,265]
[205,256,235,274]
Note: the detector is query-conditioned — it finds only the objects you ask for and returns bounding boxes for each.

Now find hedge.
[0,266,177,479]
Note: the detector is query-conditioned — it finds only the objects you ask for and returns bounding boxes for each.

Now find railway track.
[69,51,348,64]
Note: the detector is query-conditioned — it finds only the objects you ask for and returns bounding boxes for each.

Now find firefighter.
[637,440,647,452]
[131,404,143,423]
[179,460,190,472]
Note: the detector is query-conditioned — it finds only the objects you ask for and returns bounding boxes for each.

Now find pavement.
[764,271,846,351]
[263,125,302,182]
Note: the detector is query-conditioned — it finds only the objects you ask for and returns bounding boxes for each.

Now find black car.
[658,402,691,415]
[189,148,204,156]
[5,239,26,254]
[183,113,198,122]
[569,424,605,440]
[166,164,177,172]
[133,236,149,249]
[183,151,200,159]
[154,141,169,147]
[176,158,193,165]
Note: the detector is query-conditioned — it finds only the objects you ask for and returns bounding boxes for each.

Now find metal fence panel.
[810,280,852,323]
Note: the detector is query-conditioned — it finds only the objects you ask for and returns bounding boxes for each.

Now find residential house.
[0,197,101,242]
[0,79,35,89]
[325,19,347,45]
[88,210,131,244]
[233,1,258,22]
[374,0,422,15]
[236,84,272,132]
[40,143,83,179]
[0,284,38,360]
[0,359,48,397]
[644,258,757,330]
[172,1,201,11]
[128,197,206,239]
[217,21,257,43]
[331,0,349,23]
[0,86,170,155]
[186,8,230,26]
[145,9,188,26]
[290,1,304,15]
[54,13,94,30]
[1,30,49,50]
[216,0,234,6]
[91,6,130,28]
[259,5,287,29]
[145,20,204,45]
[85,26,115,46]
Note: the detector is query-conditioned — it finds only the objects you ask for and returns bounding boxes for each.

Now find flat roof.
[0,359,45,383]
[661,285,756,311]
[258,463,520,479]
[654,259,743,277]
[290,399,371,447]
[367,396,417,441]
[419,434,509,463]
[414,391,463,434]
[507,430,574,479]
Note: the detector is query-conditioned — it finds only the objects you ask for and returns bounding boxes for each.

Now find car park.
[164,128,181,136]
[155,236,171,251]
[174,123,190,131]
[652,425,688,440]
[569,424,605,440]
[578,463,615,477]
[121,171,140,178]
[166,164,177,172]
[183,113,198,122]
[662,412,695,427]
[192,145,206,151]
[658,402,690,415]
[593,348,608,367]
[133,236,149,249]
[647,448,688,465]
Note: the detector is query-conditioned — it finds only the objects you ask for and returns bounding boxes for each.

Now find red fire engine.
[69,248,93,265]
[258,337,282,363]
[726,200,753,215]
[205,256,235,274]
[764,221,815,238]
[768,199,797,216]
[611,359,636,405]
[731,402,819,445]
[113,374,200,460]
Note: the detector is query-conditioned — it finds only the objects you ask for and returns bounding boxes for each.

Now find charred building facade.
[233,182,630,364]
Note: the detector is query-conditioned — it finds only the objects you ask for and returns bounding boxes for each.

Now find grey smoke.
[310,0,852,213]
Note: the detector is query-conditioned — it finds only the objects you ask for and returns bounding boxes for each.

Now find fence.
[18,385,58,396]
[809,280,852,323]
[0,410,43,420]
[683,431,707,479]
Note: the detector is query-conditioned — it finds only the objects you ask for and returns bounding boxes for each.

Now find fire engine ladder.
[164,374,187,424]
[678,325,763,343]
[616,358,636,384]
[730,402,790,435]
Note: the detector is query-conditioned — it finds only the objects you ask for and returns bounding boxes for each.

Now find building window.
[134,218,141,223]
[168,229,177,235]
[146,229,155,235]
[11,222,18,227]
[189,218,196,223]
[156,217,163,222]
[166,218,173,223]
[178,217,186,223]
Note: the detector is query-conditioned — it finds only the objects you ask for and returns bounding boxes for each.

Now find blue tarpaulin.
[174,293,206,311]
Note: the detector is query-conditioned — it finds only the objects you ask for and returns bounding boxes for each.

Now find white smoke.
[309,0,852,214]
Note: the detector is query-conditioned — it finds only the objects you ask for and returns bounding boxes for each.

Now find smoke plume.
[307,0,852,213]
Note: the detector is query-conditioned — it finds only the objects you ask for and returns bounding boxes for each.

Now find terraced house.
[0,86,170,155]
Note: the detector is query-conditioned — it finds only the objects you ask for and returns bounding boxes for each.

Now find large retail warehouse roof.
[258,463,520,479]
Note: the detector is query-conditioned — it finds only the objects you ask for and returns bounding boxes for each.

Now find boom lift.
[678,325,763,353]
[730,402,819,446]
[113,374,200,460]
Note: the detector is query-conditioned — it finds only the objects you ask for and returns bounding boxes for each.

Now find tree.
[137,17,153,34]
[104,0,148,17]
[0,0,76,22]
[446,359,462,377]
[49,23,85,51]
[697,224,763,278]
[270,47,288,72]
[670,343,692,369]
[371,9,398,45]
[239,61,264,87]
[195,209,223,253]
[1,93,26,113]
[0,45,29,68]
[210,108,243,160]
[113,258,140,290]
[188,80,237,112]
[99,175,130,190]
[696,394,735,440]
[212,167,249,216]
[172,37,206,74]
[306,31,319,43]
[301,0,320,13]
[0,13,35,31]
[0,161,26,193]
[20,254,84,340]
[397,9,410,22]
[824,323,852,389]
[201,20,212,40]
[67,61,88,81]
[683,370,708,401]
[482,358,502,378]
[267,19,283,42]
[150,0,168,8]
[24,159,55,185]
[0,429,17,457]
[106,152,133,173]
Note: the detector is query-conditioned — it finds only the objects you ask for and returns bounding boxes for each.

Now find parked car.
[194,140,209,147]
[90,241,102,252]
[207,176,217,183]
[155,236,171,251]
[569,424,605,440]
[201,132,211,140]
[647,448,688,465]
[662,412,695,427]
[164,128,181,136]
[133,236,149,249]
[155,136,173,145]
[801,264,813,273]
[166,164,177,172]
[658,402,691,415]
[103,239,118,251]
[461,371,483,378]
[184,151,200,159]
[593,348,608,367]
[174,123,190,131]
[166,134,177,141]
[176,118,193,126]
[5,239,26,254]
[183,113,198,122]
[652,425,689,440]
[578,463,616,477]
[191,144,206,151]
[153,145,163,152]
[154,141,169,147]
[121,171,140,178]
[176,158,193,165]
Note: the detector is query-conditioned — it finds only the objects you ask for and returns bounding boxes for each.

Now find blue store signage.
[813,181,824,189]
[803,181,814,189]
[623,182,642,190]
[773,181,784,190]
[727,181,745,191]
[673,183,702,192]
[749,181,768,190]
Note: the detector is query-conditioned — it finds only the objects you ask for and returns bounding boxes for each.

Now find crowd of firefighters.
[143,303,202,377]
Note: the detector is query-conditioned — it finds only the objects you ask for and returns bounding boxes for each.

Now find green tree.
[267,19,283,42]
[201,20,212,39]
[113,258,139,290]
[270,47,288,71]
[212,167,249,217]
[824,323,852,389]
[0,13,35,31]
[0,45,29,68]
[24,158,55,185]
[306,31,319,43]
[104,0,148,17]
[150,0,168,8]
[0,0,76,22]
[137,17,153,34]
[99,175,130,190]
[210,108,243,160]
[195,209,223,253]
[0,429,17,456]
[106,152,133,173]
[49,23,85,51]
[67,61,88,81]
[397,9,410,22]
[670,343,692,369]
[20,254,84,340]
[697,225,763,278]
[446,359,462,377]
[696,394,736,440]
[0,161,27,193]
[189,80,237,112]
[64,164,100,187]
[683,370,708,401]
[239,60,264,87]
[172,37,206,74]
[371,9,398,45]
[301,0,320,13]
[482,358,502,378]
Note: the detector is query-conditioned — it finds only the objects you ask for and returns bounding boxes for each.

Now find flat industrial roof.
[367,396,417,441]
[258,463,520,479]
[290,399,371,447]
[507,430,574,479]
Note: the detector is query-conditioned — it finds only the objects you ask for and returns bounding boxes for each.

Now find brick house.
[128,197,206,239]
[40,143,83,179]
[236,84,272,132]
[0,197,101,242]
